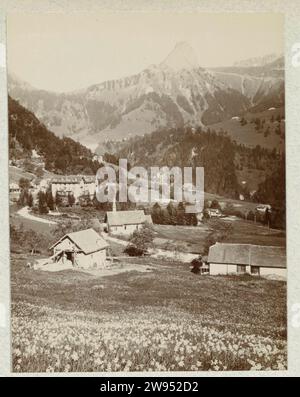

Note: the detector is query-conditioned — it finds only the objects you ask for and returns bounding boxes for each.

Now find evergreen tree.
[27,192,33,208]
[55,191,62,207]
[151,203,163,224]
[177,202,186,225]
[38,191,49,214]
[166,202,177,225]
[18,189,29,207]
[46,190,54,211]
[68,193,75,207]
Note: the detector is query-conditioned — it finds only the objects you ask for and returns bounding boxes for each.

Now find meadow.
[11,254,287,372]
[153,220,285,254]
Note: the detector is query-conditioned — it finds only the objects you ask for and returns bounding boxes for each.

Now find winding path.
[17,207,57,225]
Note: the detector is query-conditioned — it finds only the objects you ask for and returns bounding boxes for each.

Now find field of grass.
[9,166,35,183]
[208,107,285,151]
[153,219,285,254]
[11,253,287,372]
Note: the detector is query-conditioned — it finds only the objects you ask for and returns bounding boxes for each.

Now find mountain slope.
[8,96,101,175]
[210,56,284,111]
[8,44,284,151]
[116,126,282,199]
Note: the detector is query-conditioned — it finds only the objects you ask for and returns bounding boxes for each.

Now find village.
[7,12,287,373]
[9,163,286,279]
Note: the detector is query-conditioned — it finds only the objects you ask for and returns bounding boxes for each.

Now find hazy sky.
[7,13,284,92]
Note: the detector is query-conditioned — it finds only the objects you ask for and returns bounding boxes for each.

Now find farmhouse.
[105,210,152,235]
[49,228,108,269]
[206,208,222,218]
[208,243,286,278]
[9,182,21,202]
[50,175,95,203]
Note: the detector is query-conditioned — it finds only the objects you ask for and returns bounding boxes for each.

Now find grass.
[11,253,287,372]
[153,220,285,254]
[208,107,285,151]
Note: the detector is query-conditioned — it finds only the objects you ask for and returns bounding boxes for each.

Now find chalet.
[49,228,108,269]
[50,175,95,203]
[105,210,152,235]
[9,182,21,202]
[207,243,286,278]
[205,208,222,218]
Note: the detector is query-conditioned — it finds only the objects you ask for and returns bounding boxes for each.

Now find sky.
[7,13,284,92]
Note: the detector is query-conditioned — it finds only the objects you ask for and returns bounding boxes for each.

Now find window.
[237,265,246,274]
[251,266,260,275]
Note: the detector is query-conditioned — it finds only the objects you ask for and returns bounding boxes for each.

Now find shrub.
[124,224,154,256]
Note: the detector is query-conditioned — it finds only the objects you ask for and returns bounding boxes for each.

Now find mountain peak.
[161,42,199,71]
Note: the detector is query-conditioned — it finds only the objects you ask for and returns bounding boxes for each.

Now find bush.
[124,224,154,256]
[190,256,203,274]
[124,245,145,257]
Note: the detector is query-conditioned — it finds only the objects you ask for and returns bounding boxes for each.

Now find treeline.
[118,126,283,200]
[8,96,102,175]
[151,202,198,226]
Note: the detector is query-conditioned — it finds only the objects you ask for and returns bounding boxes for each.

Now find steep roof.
[208,243,286,268]
[106,210,151,226]
[50,228,108,254]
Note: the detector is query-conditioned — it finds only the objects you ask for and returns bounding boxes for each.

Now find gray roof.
[208,243,286,268]
[51,175,95,184]
[50,228,108,254]
[106,210,151,226]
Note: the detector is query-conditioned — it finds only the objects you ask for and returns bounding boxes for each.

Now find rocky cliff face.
[8,43,284,151]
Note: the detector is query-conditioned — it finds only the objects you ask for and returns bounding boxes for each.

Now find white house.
[51,175,95,202]
[105,210,152,235]
[206,208,222,218]
[9,182,21,202]
[208,243,286,278]
[49,228,108,270]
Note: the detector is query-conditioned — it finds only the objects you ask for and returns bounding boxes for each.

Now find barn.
[105,210,152,235]
[49,228,108,270]
[207,243,286,278]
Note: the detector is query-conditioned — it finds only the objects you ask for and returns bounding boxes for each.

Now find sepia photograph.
[7,12,286,373]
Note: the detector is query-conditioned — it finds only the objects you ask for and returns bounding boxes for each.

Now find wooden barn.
[208,243,286,278]
[105,210,152,235]
[49,228,108,270]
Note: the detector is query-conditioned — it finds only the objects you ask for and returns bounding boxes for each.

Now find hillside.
[207,106,285,151]
[8,96,101,175]
[8,43,284,151]
[117,126,283,200]
[210,56,284,113]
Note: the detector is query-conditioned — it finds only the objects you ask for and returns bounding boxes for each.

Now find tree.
[240,117,247,126]
[18,189,29,207]
[151,203,163,224]
[38,191,49,214]
[19,177,31,190]
[55,191,62,207]
[166,202,177,225]
[264,208,271,228]
[210,199,221,210]
[68,193,75,207]
[191,256,203,274]
[46,190,54,211]
[27,192,33,208]
[185,212,198,226]
[35,166,44,178]
[176,202,186,225]
[124,224,154,256]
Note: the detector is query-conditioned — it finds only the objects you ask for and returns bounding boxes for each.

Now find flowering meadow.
[12,302,286,372]
[11,255,287,372]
